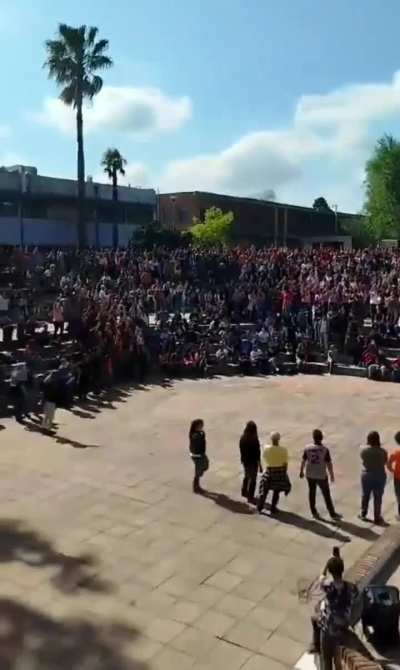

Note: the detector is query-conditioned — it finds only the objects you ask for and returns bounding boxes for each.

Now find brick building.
[159,191,354,248]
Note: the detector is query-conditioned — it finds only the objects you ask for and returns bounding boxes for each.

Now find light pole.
[170,195,176,231]
[332,203,338,235]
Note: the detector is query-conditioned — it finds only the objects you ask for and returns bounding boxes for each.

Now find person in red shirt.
[387,431,400,520]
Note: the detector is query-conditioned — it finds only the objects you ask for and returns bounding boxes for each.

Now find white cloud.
[155,71,400,210]
[35,85,192,139]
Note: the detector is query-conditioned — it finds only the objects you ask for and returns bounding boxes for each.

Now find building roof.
[160,190,357,217]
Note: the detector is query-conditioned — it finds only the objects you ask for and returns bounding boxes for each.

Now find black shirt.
[190,431,206,457]
[239,435,261,467]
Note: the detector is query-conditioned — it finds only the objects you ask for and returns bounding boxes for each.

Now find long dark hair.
[242,421,258,440]
[367,430,381,447]
[189,418,204,438]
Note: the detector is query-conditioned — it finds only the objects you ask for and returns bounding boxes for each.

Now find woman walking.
[359,431,388,525]
[189,419,209,493]
[239,421,261,503]
[258,432,291,515]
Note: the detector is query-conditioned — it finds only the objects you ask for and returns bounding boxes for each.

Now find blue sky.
[2,0,400,211]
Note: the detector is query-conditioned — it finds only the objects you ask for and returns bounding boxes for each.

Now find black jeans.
[307,477,335,516]
[320,630,342,670]
[241,464,258,501]
[395,479,400,515]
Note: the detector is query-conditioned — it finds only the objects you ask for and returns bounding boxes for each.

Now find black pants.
[241,464,258,501]
[395,479,400,515]
[257,488,280,513]
[307,477,335,516]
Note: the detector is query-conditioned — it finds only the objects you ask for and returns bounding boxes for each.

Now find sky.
[1,0,400,212]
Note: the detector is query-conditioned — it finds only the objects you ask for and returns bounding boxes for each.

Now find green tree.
[45,24,112,247]
[101,148,127,247]
[364,134,400,239]
[101,148,127,201]
[313,196,332,212]
[191,207,234,246]
[341,216,373,248]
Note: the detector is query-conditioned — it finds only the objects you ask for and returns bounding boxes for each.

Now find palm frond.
[60,83,77,106]
[86,26,98,47]
[88,54,113,72]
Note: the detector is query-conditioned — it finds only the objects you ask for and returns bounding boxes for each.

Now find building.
[159,191,354,248]
[0,165,156,247]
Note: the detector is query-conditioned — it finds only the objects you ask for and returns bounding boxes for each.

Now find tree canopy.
[364,134,400,240]
[101,148,127,194]
[312,196,332,212]
[191,207,234,246]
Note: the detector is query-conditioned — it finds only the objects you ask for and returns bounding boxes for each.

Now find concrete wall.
[0,218,137,247]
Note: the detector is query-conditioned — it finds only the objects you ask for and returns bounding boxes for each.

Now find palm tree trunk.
[112,170,118,248]
[76,100,86,248]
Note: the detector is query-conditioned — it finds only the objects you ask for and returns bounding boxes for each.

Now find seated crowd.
[1,244,400,417]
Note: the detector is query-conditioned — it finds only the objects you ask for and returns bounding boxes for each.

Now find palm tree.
[101,148,127,248]
[44,24,112,247]
[101,148,127,201]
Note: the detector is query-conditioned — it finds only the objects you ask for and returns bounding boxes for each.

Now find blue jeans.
[361,472,386,520]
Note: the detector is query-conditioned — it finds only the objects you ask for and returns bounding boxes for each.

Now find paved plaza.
[0,374,399,669]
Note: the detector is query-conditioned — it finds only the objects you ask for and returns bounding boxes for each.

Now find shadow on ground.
[201,490,254,515]
[0,597,148,669]
[0,519,111,595]
[260,506,352,542]
[23,420,100,449]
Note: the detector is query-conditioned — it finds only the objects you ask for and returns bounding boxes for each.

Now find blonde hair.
[270,431,281,445]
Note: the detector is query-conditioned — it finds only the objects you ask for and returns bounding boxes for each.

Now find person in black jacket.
[239,421,261,503]
[189,418,208,493]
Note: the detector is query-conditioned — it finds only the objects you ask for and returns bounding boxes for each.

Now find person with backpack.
[310,556,358,669]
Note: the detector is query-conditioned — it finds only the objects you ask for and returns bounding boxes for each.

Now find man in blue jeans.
[359,431,388,525]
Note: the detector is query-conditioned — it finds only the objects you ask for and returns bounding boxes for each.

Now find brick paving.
[0,374,399,669]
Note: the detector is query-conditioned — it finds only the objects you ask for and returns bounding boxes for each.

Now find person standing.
[258,432,290,515]
[300,429,341,520]
[388,431,400,521]
[189,419,208,494]
[239,421,261,503]
[310,556,358,668]
[359,431,388,525]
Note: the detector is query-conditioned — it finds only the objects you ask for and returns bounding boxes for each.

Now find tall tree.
[101,148,127,201]
[101,148,127,248]
[44,24,112,247]
[364,134,400,239]
[312,196,332,212]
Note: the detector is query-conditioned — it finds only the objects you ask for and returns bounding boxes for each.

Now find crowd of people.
[2,244,400,424]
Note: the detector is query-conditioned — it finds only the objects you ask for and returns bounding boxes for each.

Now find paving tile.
[145,617,186,644]
[260,632,305,666]
[215,593,256,618]
[151,646,195,670]
[187,585,223,607]
[168,599,207,624]
[223,619,271,653]
[204,570,243,592]
[195,609,235,636]
[247,604,287,632]
[171,627,218,659]
[232,578,273,602]
[204,638,252,669]
[241,654,291,670]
